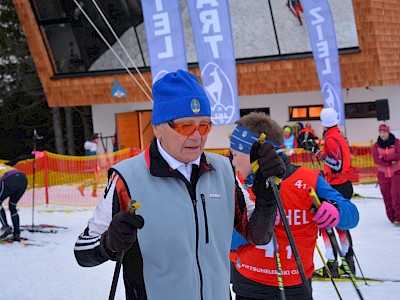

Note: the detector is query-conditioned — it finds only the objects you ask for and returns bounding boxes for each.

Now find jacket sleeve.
[384,139,400,162]
[372,143,391,166]
[74,172,129,267]
[317,137,343,173]
[233,175,277,245]
[315,174,359,230]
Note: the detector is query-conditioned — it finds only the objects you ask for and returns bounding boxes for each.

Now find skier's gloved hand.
[312,201,339,228]
[302,139,320,155]
[100,211,144,260]
[250,142,286,179]
[250,141,285,199]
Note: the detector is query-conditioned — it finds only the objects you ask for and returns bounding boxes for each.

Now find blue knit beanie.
[151,70,211,125]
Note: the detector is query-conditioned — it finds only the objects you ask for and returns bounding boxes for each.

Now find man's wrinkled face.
[153,116,212,164]
[230,149,252,178]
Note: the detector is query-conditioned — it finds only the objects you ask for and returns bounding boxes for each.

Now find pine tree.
[0,1,95,158]
[0,0,54,159]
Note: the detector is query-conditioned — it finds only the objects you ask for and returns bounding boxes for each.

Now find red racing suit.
[316,126,355,185]
[231,168,320,287]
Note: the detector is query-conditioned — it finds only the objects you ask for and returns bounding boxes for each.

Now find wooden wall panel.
[13,0,400,108]
[115,111,154,150]
[116,112,140,150]
[138,111,154,149]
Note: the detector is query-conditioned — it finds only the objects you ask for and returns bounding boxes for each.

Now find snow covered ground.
[0,183,399,299]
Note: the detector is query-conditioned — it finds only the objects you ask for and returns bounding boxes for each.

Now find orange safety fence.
[4,148,141,207]
[3,145,377,207]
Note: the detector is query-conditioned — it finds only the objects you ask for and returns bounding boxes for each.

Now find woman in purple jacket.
[372,123,400,225]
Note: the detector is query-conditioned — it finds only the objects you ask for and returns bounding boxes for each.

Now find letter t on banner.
[302,0,345,126]
[187,0,240,125]
[142,0,187,83]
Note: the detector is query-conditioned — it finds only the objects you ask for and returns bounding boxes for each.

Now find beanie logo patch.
[191,98,201,114]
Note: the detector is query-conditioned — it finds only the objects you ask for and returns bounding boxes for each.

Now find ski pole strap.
[251,133,282,186]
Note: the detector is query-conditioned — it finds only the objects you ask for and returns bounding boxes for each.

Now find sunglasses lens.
[179,124,196,135]
[170,122,212,136]
[198,123,211,135]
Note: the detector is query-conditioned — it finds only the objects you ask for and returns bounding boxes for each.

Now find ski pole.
[344,230,368,286]
[309,188,364,300]
[109,199,141,300]
[252,133,313,300]
[315,243,343,300]
[272,232,286,300]
[314,154,367,285]
[31,129,43,231]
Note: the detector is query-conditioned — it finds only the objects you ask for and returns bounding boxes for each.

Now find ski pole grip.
[251,133,282,186]
[309,188,335,233]
[308,187,321,209]
[127,199,140,215]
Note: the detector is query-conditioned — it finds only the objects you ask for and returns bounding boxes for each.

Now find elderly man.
[74,70,285,299]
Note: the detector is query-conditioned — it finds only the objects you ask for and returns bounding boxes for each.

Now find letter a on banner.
[187,0,240,125]
[302,0,345,126]
[142,0,187,83]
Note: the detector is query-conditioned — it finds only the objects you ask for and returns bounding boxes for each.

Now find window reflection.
[30,0,359,75]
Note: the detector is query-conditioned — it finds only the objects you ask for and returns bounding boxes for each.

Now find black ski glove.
[100,211,144,260]
[250,142,285,198]
[250,142,286,179]
[302,139,320,155]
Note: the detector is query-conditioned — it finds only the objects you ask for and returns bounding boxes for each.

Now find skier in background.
[302,107,359,278]
[78,133,100,197]
[0,163,28,241]
[283,126,298,149]
[287,0,304,26]
[297,122,318,147]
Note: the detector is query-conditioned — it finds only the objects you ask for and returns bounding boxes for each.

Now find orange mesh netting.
[8,148,141,207]
[4,145,377,207]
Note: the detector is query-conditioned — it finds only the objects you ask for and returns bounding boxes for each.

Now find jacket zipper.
[192,198,204,300]
[386,147,392,177]
[201,194,209,244]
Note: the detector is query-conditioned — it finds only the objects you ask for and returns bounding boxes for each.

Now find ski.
[0,237,45,247]
[20,224,68,234]
[312,275,400,283]
[21,223,68,229]
[352,193,383,200]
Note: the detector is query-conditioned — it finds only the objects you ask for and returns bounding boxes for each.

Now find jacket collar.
[145,138,215,179]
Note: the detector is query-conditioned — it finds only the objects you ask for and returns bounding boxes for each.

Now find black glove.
[250,142,286,179]
[100,211,144,259]
[250,142,286,199]
[302,139,320,155]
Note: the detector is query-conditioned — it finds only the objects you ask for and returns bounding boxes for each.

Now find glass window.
[30,0,359,75]
[289,105,323,121]
[44,24,85,73]
[31,0,66,21]
[345,102,377,119]
[240,108,270,117]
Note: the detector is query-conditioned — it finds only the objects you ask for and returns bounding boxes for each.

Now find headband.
[230,124,281,154]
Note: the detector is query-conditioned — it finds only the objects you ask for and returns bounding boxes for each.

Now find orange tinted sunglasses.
[167,120,212,136]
